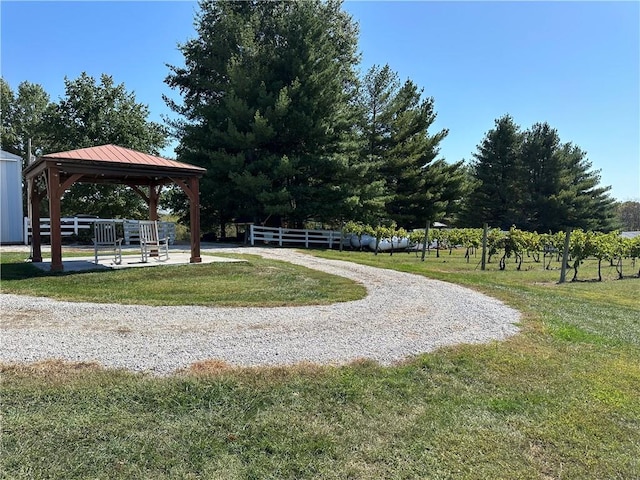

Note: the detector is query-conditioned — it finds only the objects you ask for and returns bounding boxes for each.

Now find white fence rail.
[249,224,342,248]
[23,217,176,246]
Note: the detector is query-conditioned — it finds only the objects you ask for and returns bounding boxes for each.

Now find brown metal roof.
[38,144,205,173]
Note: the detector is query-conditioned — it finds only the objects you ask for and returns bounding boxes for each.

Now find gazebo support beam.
[29,177,44,263]
[48,166,63,271]
[173,177,201,263]
[128,183,161,221]
[129,183,163,257]
[149,184,161,222]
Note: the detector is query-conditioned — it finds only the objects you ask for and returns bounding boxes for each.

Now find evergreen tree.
[462,115,616,231]
[359,65,457,229]
[520,122,563,230]
[461,115,524,229]
[349,64,399,224]
[166,0,360,232]
[556,143,616,231]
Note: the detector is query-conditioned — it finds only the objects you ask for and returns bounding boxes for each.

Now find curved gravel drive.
[0,247,520,375]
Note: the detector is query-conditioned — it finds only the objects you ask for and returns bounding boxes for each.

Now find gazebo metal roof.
[24,144,206,271]
[24,144,205,184]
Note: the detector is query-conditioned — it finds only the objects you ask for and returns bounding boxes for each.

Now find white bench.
[93,221,123,265]
[139,220,169,262]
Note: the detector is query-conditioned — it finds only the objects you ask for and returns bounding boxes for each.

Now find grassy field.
[1,248,639,479]
[0,252,365,306]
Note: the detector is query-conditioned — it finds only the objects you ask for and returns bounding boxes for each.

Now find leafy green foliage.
[47,73,167,155]
[47,73,169,218]
[0,78,53,159]
[343,222,640,281]
[1,74,168,219]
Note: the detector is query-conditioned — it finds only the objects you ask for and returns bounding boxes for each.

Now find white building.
[1,150,24,244]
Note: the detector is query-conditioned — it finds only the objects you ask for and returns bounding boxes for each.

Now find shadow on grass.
[0,261,108,281]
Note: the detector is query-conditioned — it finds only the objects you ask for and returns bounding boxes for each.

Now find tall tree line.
[166,0,464,234]
[4,0,617,234]
[460,115,616,232]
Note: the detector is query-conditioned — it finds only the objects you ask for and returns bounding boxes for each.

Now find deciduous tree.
[616,201,640,231]
[46,73,168,218]
[0,78,53,160]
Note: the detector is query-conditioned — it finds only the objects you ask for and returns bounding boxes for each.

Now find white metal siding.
[1,151,25,243]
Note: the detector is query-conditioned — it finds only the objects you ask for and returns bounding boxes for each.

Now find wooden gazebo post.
[173,177,201,263]
[188,177,201,263]
[47,166,64,271]
[28,177,44,263]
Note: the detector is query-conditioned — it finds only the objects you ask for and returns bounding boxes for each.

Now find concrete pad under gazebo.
[23,144,206,272]
[30,251,245,273]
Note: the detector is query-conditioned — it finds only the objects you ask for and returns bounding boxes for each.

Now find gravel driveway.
[0,247,520,375]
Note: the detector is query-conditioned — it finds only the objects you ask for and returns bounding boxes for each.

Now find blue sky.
[2,1,638,201]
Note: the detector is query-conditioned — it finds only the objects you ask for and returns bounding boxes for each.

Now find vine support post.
[421,220,430,262]
[481,223,488,271]
[559,227,572,284]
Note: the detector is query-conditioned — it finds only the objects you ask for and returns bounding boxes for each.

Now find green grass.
[1,248,639,479]
[0,252,365,306]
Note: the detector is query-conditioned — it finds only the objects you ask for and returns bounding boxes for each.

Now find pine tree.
[520,122,563,231]
[359,65,457,229]
[519,124,616,232]
[556,143,616,231]
[462,115,616,231]
[166,0,360,232]
[461,115,524,229]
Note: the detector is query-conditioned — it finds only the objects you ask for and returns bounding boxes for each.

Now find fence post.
[278,227,283,246]
[421,220,430,262]
[305,229,309,248]
[559,227,572,284]
[481,223,488,271]
[250,224,255,246]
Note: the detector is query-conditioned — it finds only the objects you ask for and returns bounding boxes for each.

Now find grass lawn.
[1,248,639,479]
[0,252,365,306]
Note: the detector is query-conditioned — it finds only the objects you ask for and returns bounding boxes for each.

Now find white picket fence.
[249,225,342,248]
[23,217,176,246]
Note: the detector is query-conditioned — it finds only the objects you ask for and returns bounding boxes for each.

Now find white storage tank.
[1,150,25,244]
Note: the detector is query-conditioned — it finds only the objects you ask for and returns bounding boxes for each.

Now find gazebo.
[23,144,206,271]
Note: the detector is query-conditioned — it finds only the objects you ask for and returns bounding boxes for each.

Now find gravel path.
[0,247,520,375]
